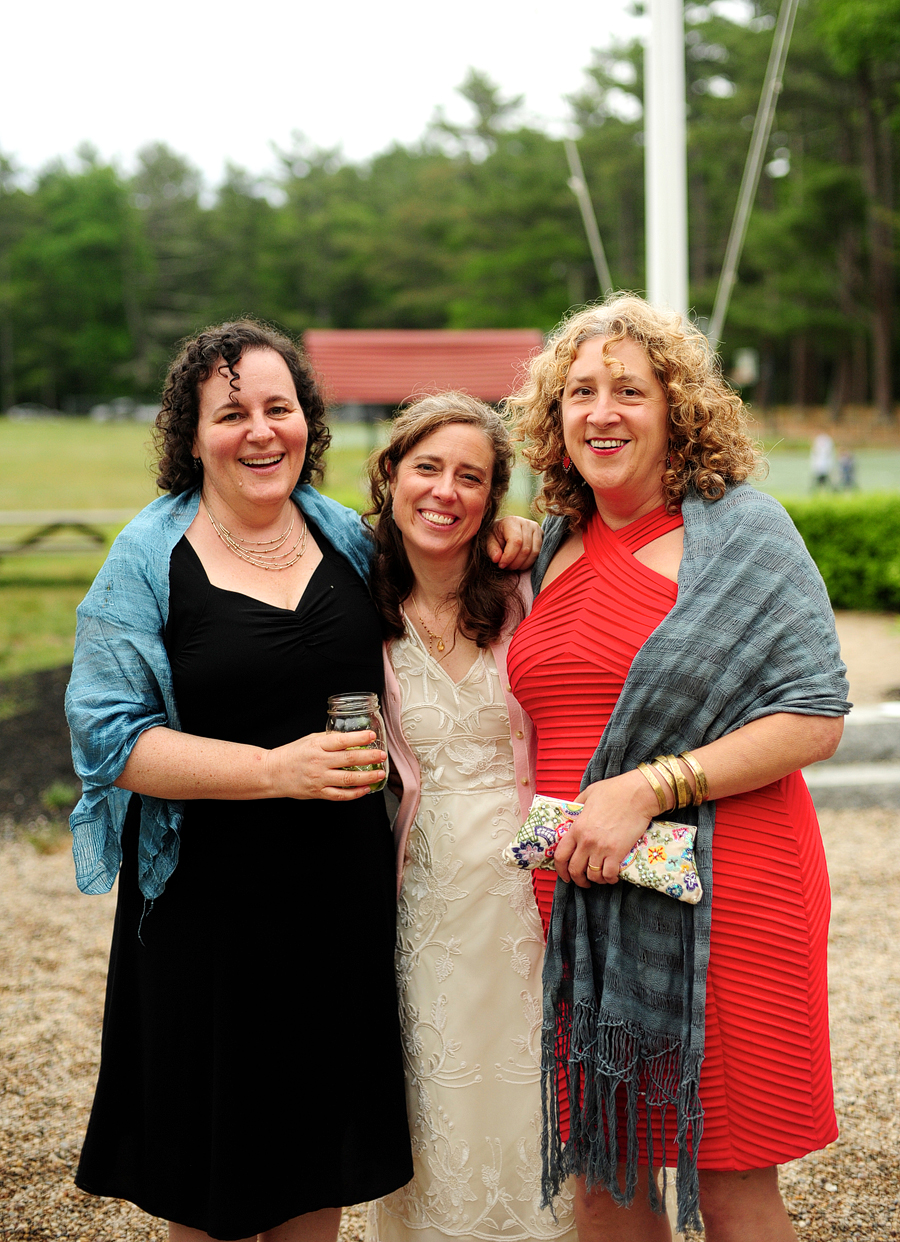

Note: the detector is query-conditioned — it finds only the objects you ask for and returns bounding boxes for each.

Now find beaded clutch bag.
[501,793,703,905]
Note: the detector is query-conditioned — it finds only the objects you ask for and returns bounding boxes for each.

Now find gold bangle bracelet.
[655,754,692,810]
[637,762,669,815]
[651,760,677,806]
[678,750,710,805]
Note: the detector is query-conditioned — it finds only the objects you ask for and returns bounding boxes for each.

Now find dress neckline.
[178,533,325,614]
[582,503,682,590]
[399,616,485,687]
[588,502,683,551]
[535,503,683,605]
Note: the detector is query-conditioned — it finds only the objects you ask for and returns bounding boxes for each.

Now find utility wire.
[708,0,801,348]
[564,138,614,296]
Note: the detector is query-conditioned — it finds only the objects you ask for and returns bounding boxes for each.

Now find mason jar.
[325,692,388,793]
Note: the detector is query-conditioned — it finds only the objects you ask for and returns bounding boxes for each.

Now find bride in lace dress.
[364,395,576,1242]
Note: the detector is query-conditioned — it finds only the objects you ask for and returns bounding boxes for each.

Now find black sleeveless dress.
[76,525,412,1240]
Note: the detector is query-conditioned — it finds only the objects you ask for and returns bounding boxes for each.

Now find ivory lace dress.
[367,626,576,1242]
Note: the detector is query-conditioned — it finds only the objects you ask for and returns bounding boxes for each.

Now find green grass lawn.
[1,417,898,682]
[0,419,420,680]
[755,448,900,497]
[0,419,160,510]
[0,418,392,513]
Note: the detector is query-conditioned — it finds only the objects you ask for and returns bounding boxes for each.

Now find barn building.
[303,329,543,419]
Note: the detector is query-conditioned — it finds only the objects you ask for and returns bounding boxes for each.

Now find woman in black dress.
[66,319,537,1242]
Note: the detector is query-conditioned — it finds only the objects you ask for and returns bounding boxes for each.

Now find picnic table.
[0,509,136,556]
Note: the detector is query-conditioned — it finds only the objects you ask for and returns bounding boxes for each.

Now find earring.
[562,455,572,473]
[192,456,201,471]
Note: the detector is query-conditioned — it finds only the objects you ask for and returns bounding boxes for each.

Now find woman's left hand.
[555,712,846,888]
[487,515,543,570]
[553,769,660,888]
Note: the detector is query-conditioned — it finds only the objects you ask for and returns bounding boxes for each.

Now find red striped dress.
[506,504,837,1169]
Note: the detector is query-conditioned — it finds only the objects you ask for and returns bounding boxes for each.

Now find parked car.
[89,397,159,422]
[5,402,65,419]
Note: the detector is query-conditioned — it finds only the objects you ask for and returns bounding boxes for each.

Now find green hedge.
[782,494,900,612]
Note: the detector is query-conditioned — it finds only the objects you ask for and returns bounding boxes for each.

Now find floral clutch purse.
[501,794,703,905]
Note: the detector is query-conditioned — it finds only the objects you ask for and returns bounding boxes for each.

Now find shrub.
[40,781,80,814]
[782,494,900,612]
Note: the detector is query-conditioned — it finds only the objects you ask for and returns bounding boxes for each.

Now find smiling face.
[389,423,495,568]
[560,334,670,523]
[193,348,308,520]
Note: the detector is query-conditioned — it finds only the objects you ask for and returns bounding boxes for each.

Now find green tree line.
[0,0,897,415]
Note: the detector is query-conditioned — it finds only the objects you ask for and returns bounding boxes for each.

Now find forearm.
[114,727,275,800]
[558,712,844,887]
[649,712,844,810]
[113,723,387,803]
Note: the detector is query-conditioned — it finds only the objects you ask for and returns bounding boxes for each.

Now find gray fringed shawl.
[532,484,850,1234]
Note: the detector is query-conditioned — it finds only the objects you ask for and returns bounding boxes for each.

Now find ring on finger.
[587,861,603,873]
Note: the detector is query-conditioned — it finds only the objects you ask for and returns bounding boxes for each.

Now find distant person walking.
[838,448,857,490]
[810,431,835,490]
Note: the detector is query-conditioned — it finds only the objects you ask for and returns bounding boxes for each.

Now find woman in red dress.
[505,296,849,1241]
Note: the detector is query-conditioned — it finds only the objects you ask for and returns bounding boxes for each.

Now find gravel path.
[1,808,897,1241]
[833,611,900,706]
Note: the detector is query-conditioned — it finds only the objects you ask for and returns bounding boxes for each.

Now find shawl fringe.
[540,981,704,1233]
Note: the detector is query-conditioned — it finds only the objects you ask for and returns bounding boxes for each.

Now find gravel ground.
[1,808,897,1241]
[833,610,900,706]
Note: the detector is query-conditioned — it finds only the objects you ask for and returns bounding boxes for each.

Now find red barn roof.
[303,329,544,405]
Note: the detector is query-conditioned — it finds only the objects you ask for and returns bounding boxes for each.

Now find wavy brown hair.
[154,319,331,495]
[364,393,524,646]
[506,294,763,528]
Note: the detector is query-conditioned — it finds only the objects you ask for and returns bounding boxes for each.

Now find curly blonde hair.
[506,294,763,527]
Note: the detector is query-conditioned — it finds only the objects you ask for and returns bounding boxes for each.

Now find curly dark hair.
[506,294,764,528]
[364,393,524,647]
[153,318,331,495]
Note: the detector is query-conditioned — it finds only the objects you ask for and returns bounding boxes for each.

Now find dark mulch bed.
[0,665,78,830]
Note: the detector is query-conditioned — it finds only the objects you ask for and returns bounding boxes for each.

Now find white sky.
[3,0,646,187]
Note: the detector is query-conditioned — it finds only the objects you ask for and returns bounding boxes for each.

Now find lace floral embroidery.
[367,633,575,1242]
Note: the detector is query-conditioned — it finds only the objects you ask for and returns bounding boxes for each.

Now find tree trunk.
[832,223,864,417]
[857,70,895,420]
[791,335,811,409]
[689,171,709,288]
[756,341,777,415]
[829,351,851,421]
[0,251,13,411]
[851,333,869,404]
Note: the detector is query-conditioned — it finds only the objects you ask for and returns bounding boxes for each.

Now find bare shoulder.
[633,526,684,583]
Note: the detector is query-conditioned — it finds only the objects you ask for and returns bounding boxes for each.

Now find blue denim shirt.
[65,485,374,899]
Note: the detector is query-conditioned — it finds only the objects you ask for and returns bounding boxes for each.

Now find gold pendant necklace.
[409,594,454,656]
[205,501,308,571]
